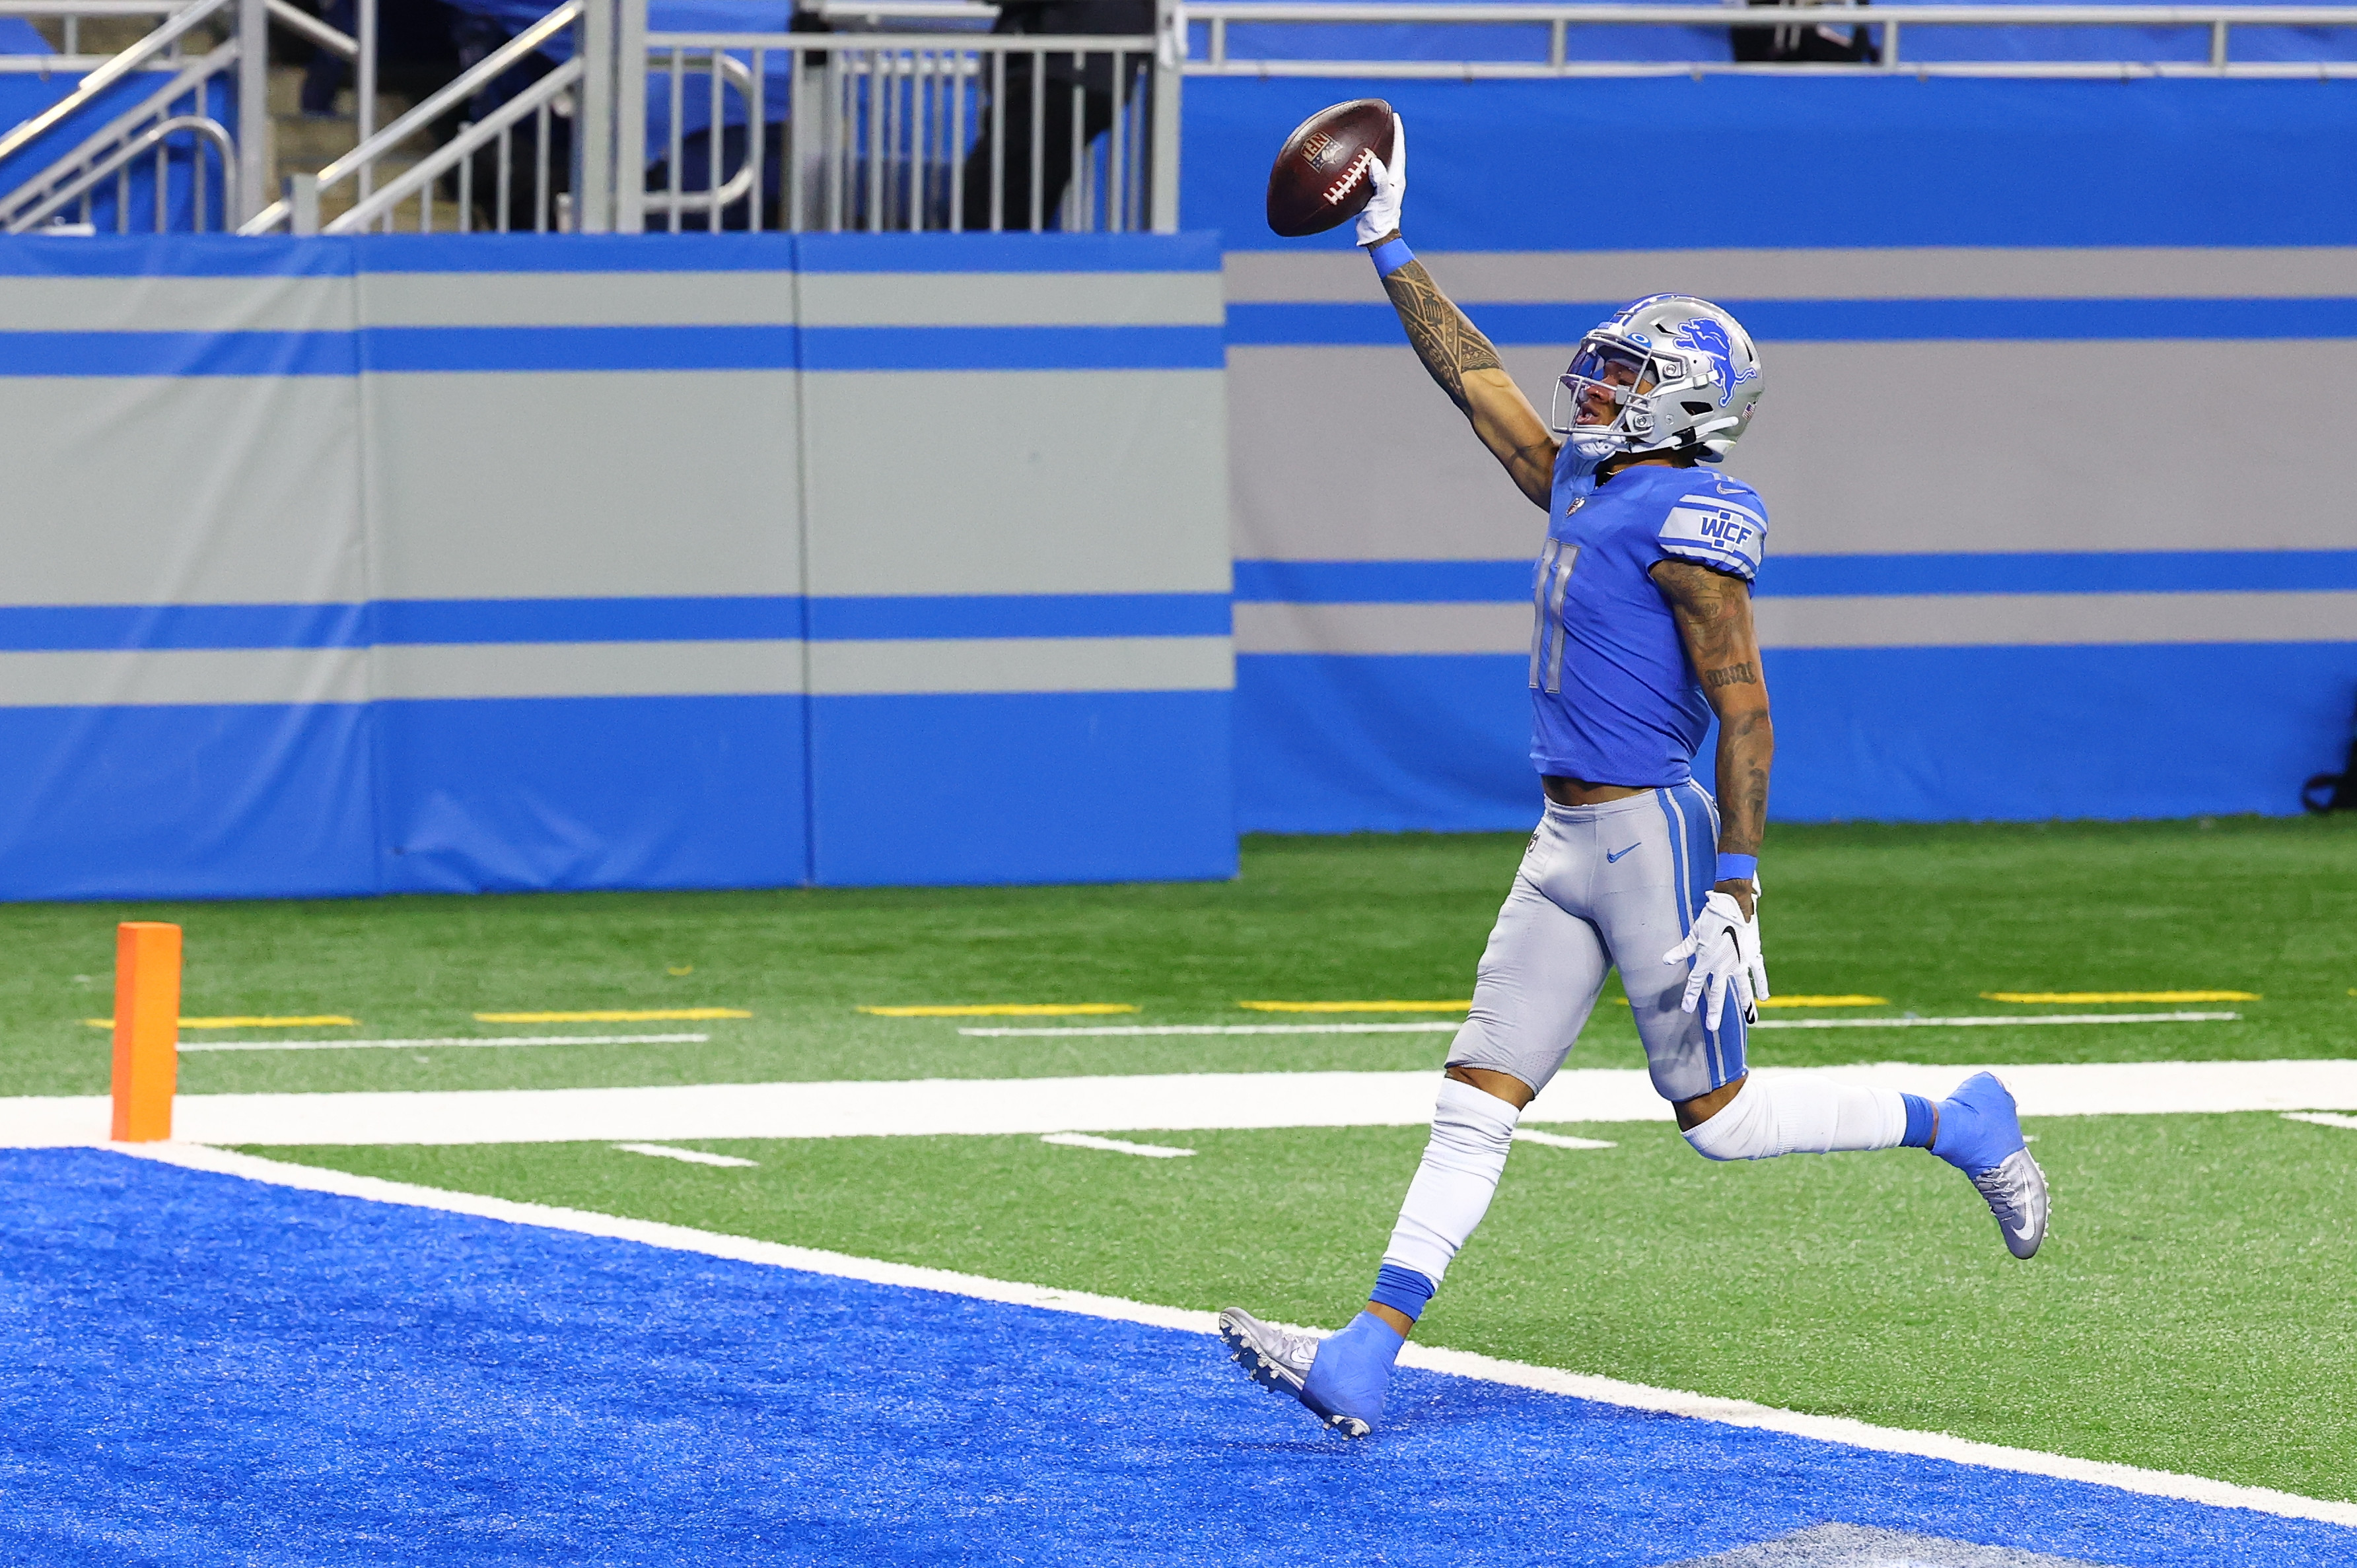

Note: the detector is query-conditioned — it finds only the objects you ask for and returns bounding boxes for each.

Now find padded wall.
[0,232,1231,899]
[1190,76,2357,829]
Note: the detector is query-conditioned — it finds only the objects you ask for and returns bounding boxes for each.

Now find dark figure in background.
[1729,0,1878,64]
[299,0,466,118]
[2302,696,2357,813]
[958,0,1153,231]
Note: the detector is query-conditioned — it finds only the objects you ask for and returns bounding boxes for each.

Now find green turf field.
[1,815,2350,1098]
[7,815,2355,1499]
[260,1107,2357,1502]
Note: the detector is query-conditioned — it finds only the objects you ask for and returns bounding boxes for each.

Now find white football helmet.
[1549,294,1765,463]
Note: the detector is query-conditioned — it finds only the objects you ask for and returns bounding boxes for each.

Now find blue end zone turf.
[2,1149,2348,1566]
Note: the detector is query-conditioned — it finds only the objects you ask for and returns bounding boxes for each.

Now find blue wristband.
[1716,853,1758,884]
[1368,236,1414,276]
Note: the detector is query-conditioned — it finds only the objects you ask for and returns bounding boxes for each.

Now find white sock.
[1682,1073,1908,1162]
[1380,1077,1522,1285]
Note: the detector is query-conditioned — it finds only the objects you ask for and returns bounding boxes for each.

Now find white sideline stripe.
[1514,1128,1617,1149]
[2282,1111,2357,1131]
[961,1022,1460,1037]
[180,1034,711,1053]
[969,1013,2235,1037]
[1039,1132,1196,1159]
[612,1142,759,1168]
[4,1061,2355,1149]
[1753,1011,2237,1031]
[85,1142,2357,1530]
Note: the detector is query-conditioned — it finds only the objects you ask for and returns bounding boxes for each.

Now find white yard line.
[81,1141,2357,1531]
[1515,1128,1617,1149]
[178,1034,711,1054]
[1752,1011,2237,1031]
[962,1022,1460,1037]
[1039,1132,1196,1158]
[4,1061,2354,1148]
[970,1013,2237,1038]
[612,1143,759,1168]
[2282,1112,2357,1131]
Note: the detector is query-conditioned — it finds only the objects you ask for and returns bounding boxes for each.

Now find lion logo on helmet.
[1670,318,1757,409]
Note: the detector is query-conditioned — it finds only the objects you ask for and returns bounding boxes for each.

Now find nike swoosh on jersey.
[1605,842,1641,863]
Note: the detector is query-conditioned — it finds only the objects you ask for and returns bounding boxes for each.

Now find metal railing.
[240,0,585,233]
[1183,2,2357,79]
[230,0,1179,234]
[617,31,1171,233]
[10,0,2357,236]
[5,110,230,228]
[0,0,269,232]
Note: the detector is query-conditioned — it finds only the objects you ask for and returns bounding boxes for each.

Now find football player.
[1218,115,2049,1439]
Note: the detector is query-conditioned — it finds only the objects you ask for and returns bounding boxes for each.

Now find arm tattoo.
[1381,259,1502,415]
[1701,661,1757,690]
[1653,560,1773,859]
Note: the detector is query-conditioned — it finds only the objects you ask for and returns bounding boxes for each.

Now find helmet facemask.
[1549,298,1763,465]
[1551,334,1668,461]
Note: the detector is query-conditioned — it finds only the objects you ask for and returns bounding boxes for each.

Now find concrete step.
[267,60,444,231]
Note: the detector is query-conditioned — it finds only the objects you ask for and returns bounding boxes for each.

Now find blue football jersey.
[1528,455,1768,786]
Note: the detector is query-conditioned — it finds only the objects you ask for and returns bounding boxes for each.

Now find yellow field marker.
[84,1015,356,1029]
[859,1004,1137,1017]
[474,1008,752,1023]
[1238,1000,1471,1013]
[1982,990,2259,1004]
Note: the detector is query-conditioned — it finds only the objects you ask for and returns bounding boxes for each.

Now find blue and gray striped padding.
[0,233,1233,897]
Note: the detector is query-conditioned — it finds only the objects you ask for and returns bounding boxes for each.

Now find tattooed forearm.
[1381,258,1502,414]
[1701,661,1758,691]
[1714,710,1774,861]
[1370,248,1559,508]
[1652,559,1773,866]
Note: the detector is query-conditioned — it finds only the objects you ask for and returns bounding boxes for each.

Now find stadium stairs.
[22,12,424,232]
[264,61,423,233]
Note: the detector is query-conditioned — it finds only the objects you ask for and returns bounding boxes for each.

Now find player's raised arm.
[1354,119,1559,510]
[1652,559,1773,919]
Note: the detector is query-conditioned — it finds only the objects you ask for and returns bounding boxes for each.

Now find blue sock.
[1901,1093,1936,1149]
[1368,1262,1435,1322]
[1300,1311,1404,1430]
[1929,1072,2025,1175]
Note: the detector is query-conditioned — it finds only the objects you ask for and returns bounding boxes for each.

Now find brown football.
[1265,98,1395,238]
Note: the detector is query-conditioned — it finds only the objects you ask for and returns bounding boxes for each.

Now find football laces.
[1322,148,1376,206]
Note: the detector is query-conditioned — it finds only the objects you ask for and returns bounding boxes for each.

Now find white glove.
[1353,113,1407,247]
[1662,887,1769,1032]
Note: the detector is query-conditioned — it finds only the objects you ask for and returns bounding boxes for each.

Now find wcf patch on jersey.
[1660,500,1766,575]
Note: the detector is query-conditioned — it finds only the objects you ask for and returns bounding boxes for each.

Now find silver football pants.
[1446,782,1747,1106]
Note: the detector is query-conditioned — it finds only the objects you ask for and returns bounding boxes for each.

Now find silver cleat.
[1216,1307,1370,1437]
[1971,1146,2050,1259]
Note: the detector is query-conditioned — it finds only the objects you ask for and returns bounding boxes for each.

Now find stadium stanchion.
[109,922,180,1143]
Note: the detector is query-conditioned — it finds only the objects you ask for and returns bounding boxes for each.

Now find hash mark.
[1516,1128,1617,1150]
[613,1143,759,1168]
[1039,1132,1196,1159]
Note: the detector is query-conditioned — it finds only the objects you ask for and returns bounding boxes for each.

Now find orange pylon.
[110,922,180,1142]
